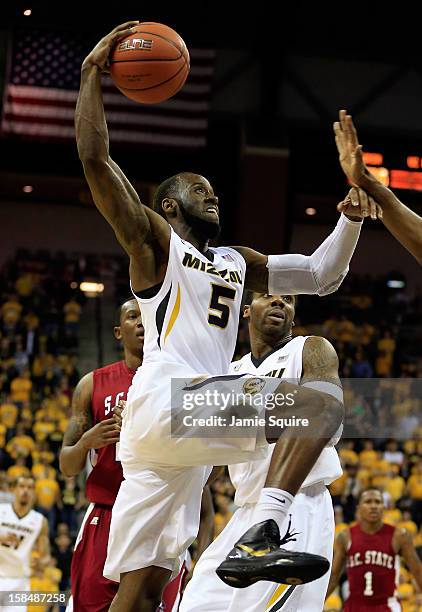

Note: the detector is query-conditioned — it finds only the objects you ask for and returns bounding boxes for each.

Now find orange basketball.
[110,22,190,104]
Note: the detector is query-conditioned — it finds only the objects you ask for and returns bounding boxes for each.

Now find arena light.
[22,185,33,193]
[23,8,32,16]
[80,282,104,296]
[387,280,405,289]
[305,208,317,216]
[70,282,78,290]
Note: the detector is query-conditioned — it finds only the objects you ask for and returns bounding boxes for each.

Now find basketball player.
[60,298,141,611]
[76,22,379,610]
[180,292,342,612]
[326,488,422,610]
[335,109,422,265]
[60,298,213,611]
[0,476,50,612]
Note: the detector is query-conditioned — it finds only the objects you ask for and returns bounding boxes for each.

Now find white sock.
[253,488,294,532]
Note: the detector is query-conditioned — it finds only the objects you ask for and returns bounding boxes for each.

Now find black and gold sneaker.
[216,519,330,589]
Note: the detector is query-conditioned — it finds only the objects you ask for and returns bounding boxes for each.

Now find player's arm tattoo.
[62,372,94,447]
[301,336,341,386]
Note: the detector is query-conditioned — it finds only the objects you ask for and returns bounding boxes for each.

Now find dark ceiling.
[4,0,420,62]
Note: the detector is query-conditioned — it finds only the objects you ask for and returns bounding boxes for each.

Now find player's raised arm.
[75,22,171,291]
[326,528,349,598]
[335,109,422,265]
[233,187,376,293]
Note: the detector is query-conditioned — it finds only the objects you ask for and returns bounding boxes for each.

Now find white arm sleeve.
[267,214,362,296]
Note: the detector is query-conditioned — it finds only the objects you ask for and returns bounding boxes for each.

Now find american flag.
[1,29,215,149]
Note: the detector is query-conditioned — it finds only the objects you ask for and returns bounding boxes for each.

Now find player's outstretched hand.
[80,419,121,450]
[82,21,139,72]
[334,110,370,187]
[338,186,383,221]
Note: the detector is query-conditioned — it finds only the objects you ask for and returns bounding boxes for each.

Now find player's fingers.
[112,21,139,34]
[349,187,360,207]
[112,26,139,43]
[100,420,121,431]
[369,197,378,220]
[339,109,347,131]
[113,415,122,428]
[97,437,121,448]
[346,114,359,148]
[359,189,369,217]
[103,429,121,439]
[334,122,345,150]
[337,202,345,212]
[376,204,383,220]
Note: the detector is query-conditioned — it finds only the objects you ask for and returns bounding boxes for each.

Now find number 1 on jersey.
[363,571,374,596]
[208,284,236,328]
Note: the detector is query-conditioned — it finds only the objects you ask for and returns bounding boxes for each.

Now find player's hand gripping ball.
[110,22,190,104]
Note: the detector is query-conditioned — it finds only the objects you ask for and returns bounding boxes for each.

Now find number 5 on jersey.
[208,284,236,328]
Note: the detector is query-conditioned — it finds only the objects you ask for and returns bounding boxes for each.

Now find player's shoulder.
[303,336,339,365]
[303,335,337,354]
[94,360,125,377]
[28,507,45,521]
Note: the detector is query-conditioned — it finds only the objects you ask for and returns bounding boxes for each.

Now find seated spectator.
[7,455,31,482]
[6,422,36,459]
[35,466,62,534]
[1,294,23,332]
[384,439,404,466]
[359,440,378,467]
[10,368,32,405]
[351,348,373,377]
[0,396,18,430]
[386,464,406,503]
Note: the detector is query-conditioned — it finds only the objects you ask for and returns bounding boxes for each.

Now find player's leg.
[104,462,210,612]
[71,504,119,612]
[225,485,335,611]
[179,507,256,611]
[218,381,342,588]
[109,566,171,612]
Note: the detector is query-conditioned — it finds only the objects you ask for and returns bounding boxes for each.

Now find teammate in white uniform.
[180,292,342,611]
[0,476,50,612]
[76,22,381,610]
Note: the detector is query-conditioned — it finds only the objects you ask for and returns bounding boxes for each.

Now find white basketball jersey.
[0,504,43,577]
[133,228,246,376]
[228,336,343,507]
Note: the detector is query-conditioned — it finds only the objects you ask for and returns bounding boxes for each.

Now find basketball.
[109,22,190,104]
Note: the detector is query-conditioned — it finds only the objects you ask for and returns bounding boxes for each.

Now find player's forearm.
[359,176,422,264]
[267,214,362,296]
[326,574,340,598]
[194,486,215,560]
[75,64,109,164]
[410,565,422,591]
[59,439,90,477]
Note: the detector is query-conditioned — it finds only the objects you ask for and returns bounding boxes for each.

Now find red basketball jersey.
[85,361,136,505]
[346,523,399,609]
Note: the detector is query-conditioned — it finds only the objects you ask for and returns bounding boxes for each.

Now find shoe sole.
[216,552,330,589]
